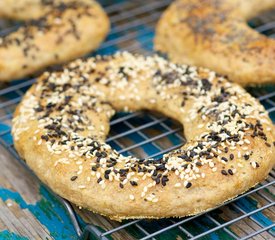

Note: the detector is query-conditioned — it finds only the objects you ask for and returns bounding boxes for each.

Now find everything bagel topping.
[0,0,109,82]
[12,52,274,202]
[0,0,93,60]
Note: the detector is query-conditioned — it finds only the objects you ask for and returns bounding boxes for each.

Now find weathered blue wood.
[0,230,28,240]
[0,186,80,239]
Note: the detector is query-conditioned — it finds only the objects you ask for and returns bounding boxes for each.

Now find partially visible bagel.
[12,52,275,220]
[0,0,109,81]
[155,0,275,85]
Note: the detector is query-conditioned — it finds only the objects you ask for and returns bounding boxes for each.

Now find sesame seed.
[185,182,192,188]
[221,170,228,175]
[251,162,260,168]
[228,169,233,175]
[70,176,78,181]
[130,181,138,186]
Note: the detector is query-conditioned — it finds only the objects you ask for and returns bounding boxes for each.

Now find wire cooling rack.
[0,0,275,239]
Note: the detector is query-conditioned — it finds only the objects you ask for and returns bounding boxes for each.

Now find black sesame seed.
[221,170,228,175]
[95,152,102,157]
[41,135,49,141]
[161,175,169,186]
[186,182,192,188]
[196,161,202,167]
[255,162,260,168]
[119,183,124,189]
[190,151,196,158]
[152,170,157,176]
[265,142,271,147]
[130,181,138,186]
[97,177,102,183]
[107,163,115,168]
[244,155,249,160]
[178,155,187,159]
[201,79,212,91]
[110,157,117,162]
[221,157,228,162]
[91,166,97,171]
[228,169,233,175]
[155,178,161,185]
[104,173,109,180]
[229,154,234,160]
[182,164,188,169]
[70,176,78,181]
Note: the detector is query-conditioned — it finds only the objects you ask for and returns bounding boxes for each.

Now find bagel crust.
[155,0,275,85]
[12,52,275,221]
[0,0,109,81]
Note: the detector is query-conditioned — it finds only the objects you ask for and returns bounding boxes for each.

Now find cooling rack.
[0,0,274,239]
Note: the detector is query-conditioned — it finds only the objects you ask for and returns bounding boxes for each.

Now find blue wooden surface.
[0,187,79,239]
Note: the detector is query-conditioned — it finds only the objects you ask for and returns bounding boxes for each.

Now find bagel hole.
[248,9,275,37]
[106,111,186,159]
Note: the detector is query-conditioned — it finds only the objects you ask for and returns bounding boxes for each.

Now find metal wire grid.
[0,0,274,239]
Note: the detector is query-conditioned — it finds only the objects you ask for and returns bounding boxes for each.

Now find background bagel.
[154,0,275,85]
[12,52,275,220]
[0,0,109,82]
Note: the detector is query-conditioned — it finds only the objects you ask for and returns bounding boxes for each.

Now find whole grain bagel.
[155,0,275,85]
[12,52,275,220]
[0,0,109,82]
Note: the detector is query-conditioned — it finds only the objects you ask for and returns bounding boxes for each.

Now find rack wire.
[0,0,274,239]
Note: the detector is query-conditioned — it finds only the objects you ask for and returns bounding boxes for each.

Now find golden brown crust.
[154,0,275,85]
[0,0,109,81]
[12,52,275,220]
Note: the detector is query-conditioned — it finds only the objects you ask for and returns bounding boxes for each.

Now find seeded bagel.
[12,52,275,220]
[155,0,275,85]
[0,0,109,81]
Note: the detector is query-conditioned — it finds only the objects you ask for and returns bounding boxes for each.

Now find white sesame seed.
[129,194,135,200]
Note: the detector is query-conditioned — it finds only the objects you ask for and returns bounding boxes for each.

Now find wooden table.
[0,144,136,239]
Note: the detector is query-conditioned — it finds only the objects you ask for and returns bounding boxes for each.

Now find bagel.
[12,52,275,220]
[154,0,275,85]
[0,0,109,82]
